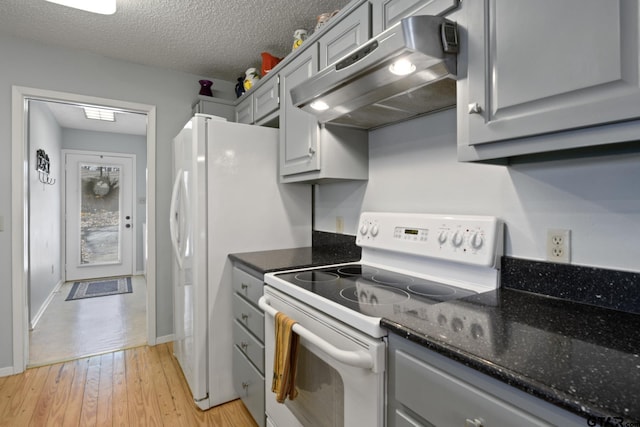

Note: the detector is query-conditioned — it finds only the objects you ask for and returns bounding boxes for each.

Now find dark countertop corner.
[229,231,361,275]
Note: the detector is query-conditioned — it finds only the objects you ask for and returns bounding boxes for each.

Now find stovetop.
[274,263,477,316]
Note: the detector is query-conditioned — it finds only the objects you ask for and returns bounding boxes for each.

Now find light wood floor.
[0,343,258,427]
[29,276,147,367]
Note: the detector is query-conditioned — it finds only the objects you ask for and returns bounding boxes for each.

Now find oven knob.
[451,317,464,332]
[370,225,379,237]
[470,232,484,249]
[360,223,369,235]
[438,230,448,245]
[471,324,484,339]
[451,231,464,248]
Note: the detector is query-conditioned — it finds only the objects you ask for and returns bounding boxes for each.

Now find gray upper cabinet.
[458,0,640,161]
[235,94,253,124]
[371,0,459,35]
[279,45,321,177]
[319,2,371,69]
[253,76,279,124]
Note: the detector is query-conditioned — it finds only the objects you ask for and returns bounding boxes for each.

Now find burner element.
[372,274,414,286]
[407,283,457,297]
[340,285,410,305]
[294,271,339,283]
[337,266,363,275]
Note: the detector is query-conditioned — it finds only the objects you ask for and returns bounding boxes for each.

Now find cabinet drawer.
[319,2,371,69]
[395,350,548,426]
[395,409,431,427]
[233,293,265,341]
[233,346,265,427]
[233,319,265,372]
[233,267,263,306]
[253,77,279,122]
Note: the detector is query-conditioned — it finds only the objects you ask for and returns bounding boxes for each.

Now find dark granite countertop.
[381,258,640,425]
[228,231,361,275]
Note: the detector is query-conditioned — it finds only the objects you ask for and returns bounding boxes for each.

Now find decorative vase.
[235,77,246,98]
[292,29,307,51]
[198,79,213,97]
[243,68,260,92]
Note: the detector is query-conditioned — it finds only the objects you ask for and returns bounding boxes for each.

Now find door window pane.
[80,163,121,265]
[285,345,344,427]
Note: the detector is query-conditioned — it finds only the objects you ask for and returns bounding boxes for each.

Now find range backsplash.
[501,257,640,315]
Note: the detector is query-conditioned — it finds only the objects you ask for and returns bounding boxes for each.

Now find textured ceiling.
[0,0,350,81]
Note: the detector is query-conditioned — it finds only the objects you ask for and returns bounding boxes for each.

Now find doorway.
[11,86,157,373]
[64,151,135,281]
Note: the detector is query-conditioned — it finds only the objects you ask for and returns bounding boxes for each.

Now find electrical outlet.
[336,216,344,234]
[546,229,571,263]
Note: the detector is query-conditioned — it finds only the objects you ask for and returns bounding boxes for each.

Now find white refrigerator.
[169,114,311,410]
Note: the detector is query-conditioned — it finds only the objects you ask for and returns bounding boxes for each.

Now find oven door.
[261,286,386,427]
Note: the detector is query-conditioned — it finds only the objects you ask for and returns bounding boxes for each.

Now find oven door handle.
[259,296,381,373]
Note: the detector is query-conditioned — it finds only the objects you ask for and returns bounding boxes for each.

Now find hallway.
[29,276,147,367]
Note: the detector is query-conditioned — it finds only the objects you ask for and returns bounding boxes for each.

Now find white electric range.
[260,212,504,427]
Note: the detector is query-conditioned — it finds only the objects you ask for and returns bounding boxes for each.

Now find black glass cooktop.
[274,264,476,316]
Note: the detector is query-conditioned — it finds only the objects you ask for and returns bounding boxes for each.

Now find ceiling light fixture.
[45,0,116,15]
[84,107,116,122]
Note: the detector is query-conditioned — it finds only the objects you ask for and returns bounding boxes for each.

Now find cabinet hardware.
[465,417,485,427]
[468,103,482,114]
[308,147,316,157]
[242,382,249,389]
[241,283,248,290]
[241,313,249,321]
[241,341,248,350]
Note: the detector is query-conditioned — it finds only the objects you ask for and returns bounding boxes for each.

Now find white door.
[65,152,134,281]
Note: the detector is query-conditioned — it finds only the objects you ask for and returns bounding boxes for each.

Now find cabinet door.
[279,46,320,177]
[235,94,253,124]
[253,76,279,122]
[371,0,459,35]
[465,0,640,146]
[319,2,371,69]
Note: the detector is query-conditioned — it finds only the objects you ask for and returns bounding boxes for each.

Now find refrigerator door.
[172,116,209,408]
[205,119,312,407]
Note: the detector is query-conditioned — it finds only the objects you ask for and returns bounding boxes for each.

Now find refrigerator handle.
[169,169,184,269]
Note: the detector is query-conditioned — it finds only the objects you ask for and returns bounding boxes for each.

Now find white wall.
[0,33,235,370]
[314,109,640,273]
[28,101,63,327]
[62,128,147,273]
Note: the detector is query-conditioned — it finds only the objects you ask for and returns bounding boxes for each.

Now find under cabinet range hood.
[290,15,459,129]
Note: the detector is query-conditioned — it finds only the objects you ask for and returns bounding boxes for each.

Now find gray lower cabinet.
[232,265,265,427]
[458,0,640,161]
[387,334,585,427]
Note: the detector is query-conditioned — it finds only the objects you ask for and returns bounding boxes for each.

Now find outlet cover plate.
[546,229,570,263]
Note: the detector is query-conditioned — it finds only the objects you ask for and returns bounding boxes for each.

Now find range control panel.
[356,212,503,267]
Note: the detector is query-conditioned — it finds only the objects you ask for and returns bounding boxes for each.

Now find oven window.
[285,345,344,427]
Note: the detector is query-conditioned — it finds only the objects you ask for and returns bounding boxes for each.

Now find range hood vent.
[290,15,459,129]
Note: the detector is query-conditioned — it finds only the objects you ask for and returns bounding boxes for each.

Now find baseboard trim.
[155,334,175,345]
[0,366,15,377]
[30,279,64,331]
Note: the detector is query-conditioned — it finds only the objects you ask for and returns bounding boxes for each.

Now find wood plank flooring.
[0,343,258,427]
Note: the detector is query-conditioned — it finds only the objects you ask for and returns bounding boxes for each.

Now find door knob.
[126,215,131,220]
[126,224,131,228]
